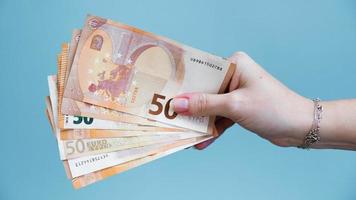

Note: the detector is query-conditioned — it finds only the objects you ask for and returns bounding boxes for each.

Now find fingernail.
[173,97,189,112]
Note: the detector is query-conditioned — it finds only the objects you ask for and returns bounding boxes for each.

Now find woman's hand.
[173,52,314,149]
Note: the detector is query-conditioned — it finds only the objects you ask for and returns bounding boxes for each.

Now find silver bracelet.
[299,98,323,149]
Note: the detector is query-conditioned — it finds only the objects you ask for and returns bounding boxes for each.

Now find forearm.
[312,99,356,150]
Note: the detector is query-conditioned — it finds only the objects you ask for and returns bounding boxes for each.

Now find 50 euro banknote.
[63,15,235,134]
[70,135,211,189]
[49,74,182,132]
[58,31,173,128]
[59,132,203,160]
[48,68,206,160]
[46,96,186,139]
[45,94,212,185]
[48,74,205,160]
[48,74,200,160]
[45,90,211,186]
[46,79,206,160]
[65,135,209,179]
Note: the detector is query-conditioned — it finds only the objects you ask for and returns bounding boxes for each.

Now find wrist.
[268,95,314,147]
[314,101,355,148]
[302,100,356,150]
[286,96,315,147]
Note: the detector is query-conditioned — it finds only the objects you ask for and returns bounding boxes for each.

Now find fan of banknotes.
[45,15,235,189]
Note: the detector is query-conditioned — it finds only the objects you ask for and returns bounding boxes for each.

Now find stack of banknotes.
[45,15,235,189]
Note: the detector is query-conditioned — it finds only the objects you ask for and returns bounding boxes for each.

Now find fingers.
[173,93,233,118]
[229,51,256,68]
[195,118,234,150]
[215,118,235,134]
[229,51,269,87]
[172,52,251,117]
[195,138,215,150]
[173,93,236,150]
[173,52,251,150]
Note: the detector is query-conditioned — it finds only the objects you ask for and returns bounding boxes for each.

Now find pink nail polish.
[173,98,189,112]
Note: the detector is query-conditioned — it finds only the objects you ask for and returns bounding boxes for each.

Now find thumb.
[172,93,231,117]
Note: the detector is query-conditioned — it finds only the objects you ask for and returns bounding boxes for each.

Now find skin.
[173,52,356,150]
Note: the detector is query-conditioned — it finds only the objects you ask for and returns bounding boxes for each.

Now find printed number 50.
[149,93,177,119]
[65,139,85,155]
[73,116,93,125]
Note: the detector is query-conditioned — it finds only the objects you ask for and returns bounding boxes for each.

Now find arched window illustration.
[90,35,103,51]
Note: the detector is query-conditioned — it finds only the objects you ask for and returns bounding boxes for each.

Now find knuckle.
[195,93,208,115]
[233,51,248,58]
[226,93,239,109]
[231,51,250,67]
[225,92,245,118]
[226,98,238,116]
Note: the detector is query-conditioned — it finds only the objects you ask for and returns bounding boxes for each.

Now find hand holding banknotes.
[173,52,356,150]
[46,15,356,189]
[46,15,238,188]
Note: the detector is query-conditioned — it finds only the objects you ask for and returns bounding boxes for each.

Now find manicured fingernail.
[173,97,189,112]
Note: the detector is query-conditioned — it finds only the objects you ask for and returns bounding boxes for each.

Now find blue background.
[0,0,355,199]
